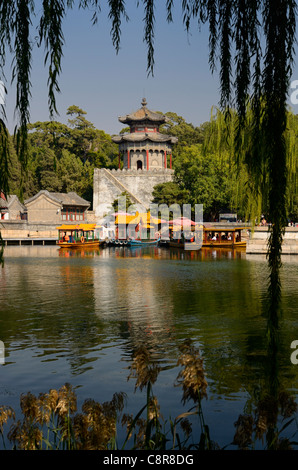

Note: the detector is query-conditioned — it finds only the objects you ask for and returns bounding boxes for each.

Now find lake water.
[1,244,298,449]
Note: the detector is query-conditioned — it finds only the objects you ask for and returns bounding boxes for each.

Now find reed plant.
[0,340,297,450]
[0,383,126,450]
[233,390,298,450]
[121,339,213,450]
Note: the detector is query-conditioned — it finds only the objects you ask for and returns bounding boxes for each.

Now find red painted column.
[118,153,121,169]
[127,150,130,169]
[146,149,149,170]
[164,152,167,169]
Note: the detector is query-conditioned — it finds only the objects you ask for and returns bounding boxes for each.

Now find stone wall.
[0,212,96,241]
[0,220,59,240]
[93,168,174,219]
[246,226,298,254]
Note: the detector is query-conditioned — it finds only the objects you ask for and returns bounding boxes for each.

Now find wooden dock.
[3,237,58,246]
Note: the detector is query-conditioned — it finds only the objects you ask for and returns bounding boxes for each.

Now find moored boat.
[202,227,246,248]
[167,226,247,249]
[128,238,160,247]
[168,238,202,250]
[56,224,103,248]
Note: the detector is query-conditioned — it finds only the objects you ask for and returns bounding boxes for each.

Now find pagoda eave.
[112,133,178,144]
[118,115,166,125]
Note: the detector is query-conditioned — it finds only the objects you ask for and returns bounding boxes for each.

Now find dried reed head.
[179,417,192,438]
[175,339,208,404]
[20,392,40,421]
[8,419,43,450]
[234,390,298,449]
[73,392,126,450]
[128,346,161,391]
[0,406,15,433]
[278,391,297,419]
[233,414,254,449]
[55,383,77,418]
[3,384,127,450]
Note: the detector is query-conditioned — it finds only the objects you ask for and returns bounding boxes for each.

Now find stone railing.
[246,226,298,254]
[97,168,174,176]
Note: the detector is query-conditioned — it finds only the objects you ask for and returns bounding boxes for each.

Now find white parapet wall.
[246,226,298,254]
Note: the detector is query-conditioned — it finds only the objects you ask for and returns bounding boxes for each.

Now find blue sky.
[3,2,298,136]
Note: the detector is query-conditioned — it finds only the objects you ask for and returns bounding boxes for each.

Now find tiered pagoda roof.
[118,98,166,125]
[112,132,177,144]
[112,98,178,145]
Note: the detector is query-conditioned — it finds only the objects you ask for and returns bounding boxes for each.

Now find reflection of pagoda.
[112,98,178,170]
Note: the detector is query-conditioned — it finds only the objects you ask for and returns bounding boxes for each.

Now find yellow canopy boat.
[202,227,247,248]
[56,224,103,248]
[168,226,247,249]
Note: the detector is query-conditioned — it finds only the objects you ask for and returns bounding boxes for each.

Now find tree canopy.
[154,107,298,222]
[5,106,118,203]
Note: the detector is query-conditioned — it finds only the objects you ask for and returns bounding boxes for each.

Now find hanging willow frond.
[142,0,155,76]
[12,0,34,170]
[108,0,129,54]
[39,0,66,117]
[0,1,15,69]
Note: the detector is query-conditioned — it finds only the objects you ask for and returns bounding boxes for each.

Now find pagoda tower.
[112,98,178,170]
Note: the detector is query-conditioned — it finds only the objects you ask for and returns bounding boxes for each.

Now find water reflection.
[1,245,298,447]
[93,248,175,358]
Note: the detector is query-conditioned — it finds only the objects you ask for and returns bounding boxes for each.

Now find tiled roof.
[7,195,27,211]
[52,192,90,207]
[112,132,178,144]
[0,198,7,209]
[25,190,90,207]
[118,98,167,125]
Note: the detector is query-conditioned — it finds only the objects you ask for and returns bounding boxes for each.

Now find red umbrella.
[169,217,196,226]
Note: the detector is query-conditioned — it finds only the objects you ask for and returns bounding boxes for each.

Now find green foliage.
[155,106,297,223]
[9,106,119,204]
[112,191,133,213]
[160,112,208,148]
[152,182,188,207]
[173,144,233,220]
[33,147,62,193]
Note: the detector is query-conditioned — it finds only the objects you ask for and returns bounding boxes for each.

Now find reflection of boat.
[56,224,104,248]
[202,227,247,248]
[168,240,202,251]
[128,238,160,247]
[58,247,102,257]
[168,239,201,250]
